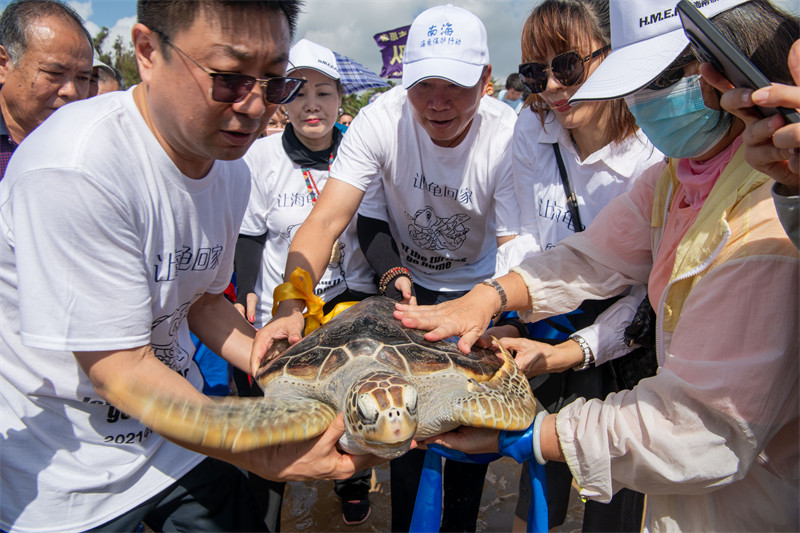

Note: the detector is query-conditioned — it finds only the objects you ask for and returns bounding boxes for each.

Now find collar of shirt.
[536,112,652,177]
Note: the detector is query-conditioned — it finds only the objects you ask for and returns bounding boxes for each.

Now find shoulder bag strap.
[552,143,584,232]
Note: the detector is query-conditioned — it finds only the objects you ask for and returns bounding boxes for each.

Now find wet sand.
[281,458,584,532]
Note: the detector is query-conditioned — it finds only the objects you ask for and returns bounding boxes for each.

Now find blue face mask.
[625,75,728,159]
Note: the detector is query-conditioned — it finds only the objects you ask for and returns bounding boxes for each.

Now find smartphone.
[676,0,799,124]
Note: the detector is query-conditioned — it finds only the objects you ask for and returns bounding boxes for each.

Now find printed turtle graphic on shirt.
[407,206,470,251]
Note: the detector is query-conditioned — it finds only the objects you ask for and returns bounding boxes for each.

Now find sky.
[2,0,798,87]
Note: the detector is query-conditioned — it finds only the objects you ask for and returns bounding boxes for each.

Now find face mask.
[625,75,728,159]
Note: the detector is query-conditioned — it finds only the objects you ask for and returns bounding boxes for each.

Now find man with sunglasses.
[0,2,380,532]
[259,5,519,531]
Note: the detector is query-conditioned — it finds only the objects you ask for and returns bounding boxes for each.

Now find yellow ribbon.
[272,267,358,336]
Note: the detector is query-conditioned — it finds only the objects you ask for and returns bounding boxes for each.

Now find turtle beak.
[369,409,418,445]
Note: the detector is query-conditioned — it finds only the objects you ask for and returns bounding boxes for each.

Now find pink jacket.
[513,146,799,531]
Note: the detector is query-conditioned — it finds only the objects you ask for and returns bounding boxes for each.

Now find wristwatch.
[571,334,594,371]
[479,278,507,321]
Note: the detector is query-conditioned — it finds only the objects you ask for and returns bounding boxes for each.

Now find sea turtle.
[134,296,536,459]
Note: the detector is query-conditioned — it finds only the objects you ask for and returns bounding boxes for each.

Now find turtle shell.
[255,296,505,387]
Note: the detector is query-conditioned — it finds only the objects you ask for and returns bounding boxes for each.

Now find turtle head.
[341,372,418,458]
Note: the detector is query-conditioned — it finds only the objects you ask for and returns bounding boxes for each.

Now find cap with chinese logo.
[402,4,489,89]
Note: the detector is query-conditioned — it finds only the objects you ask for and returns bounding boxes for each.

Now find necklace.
[300,152,342,265]
[301,153,333,205]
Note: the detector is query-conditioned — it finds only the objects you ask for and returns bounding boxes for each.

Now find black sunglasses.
[154,30,305,105]
[518,45,611,94]
[646,53,697,91]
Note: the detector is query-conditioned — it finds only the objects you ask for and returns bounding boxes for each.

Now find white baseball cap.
[402,4,489,89]
[570,0,749,103]
[288,39,340,80]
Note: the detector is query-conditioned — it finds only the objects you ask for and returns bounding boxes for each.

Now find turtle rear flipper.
[134,393,336,452]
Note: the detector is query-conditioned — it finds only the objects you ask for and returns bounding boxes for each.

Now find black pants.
[517,455,645,532]
[389,285,485,532]
[87,458,268,532]
[390,448,489,532]
[516,365,645,531]
[515,297,646,531]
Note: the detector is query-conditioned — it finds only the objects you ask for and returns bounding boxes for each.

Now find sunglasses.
[646,53,697,91]
[518,45,611,94]
[155,30,305,105]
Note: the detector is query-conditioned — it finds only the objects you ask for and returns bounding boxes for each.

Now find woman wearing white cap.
[489,1,665,530]
[233,38,376,526]
[397,1,799,530]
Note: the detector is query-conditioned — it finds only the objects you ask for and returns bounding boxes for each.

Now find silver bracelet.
[479,278,507,320]
[532,410,548,465]
[571,334,594,371]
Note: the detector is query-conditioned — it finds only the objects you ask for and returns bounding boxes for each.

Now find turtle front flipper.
[418,340,537,439]
[453,340,536,431]
[127,391,336,453]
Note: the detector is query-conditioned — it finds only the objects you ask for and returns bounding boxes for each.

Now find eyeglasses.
[155,30,305,105]
[518,45,611,94]
[646,53,696,91]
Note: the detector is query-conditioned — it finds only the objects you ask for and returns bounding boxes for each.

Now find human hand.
[394,275,417,305]
[248,413,387,481]
[233,292,259,324]
[500,337,583,378]
[421,426,501,455]
[250,304,304,375]
[700,41,800,193]
[476,325,520,350]
[395,285,497,353]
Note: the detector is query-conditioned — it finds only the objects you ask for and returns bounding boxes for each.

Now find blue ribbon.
[409,430,548,533]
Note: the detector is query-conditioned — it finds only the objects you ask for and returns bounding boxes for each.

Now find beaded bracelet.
[379,266,413,296]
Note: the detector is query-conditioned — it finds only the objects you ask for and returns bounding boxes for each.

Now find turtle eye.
[356,394,379,425]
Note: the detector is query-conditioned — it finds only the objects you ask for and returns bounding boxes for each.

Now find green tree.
[93,27,141,88]
[340,83,395,117]
[112,35,141,87]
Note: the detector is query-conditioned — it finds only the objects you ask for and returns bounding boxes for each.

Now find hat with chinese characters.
[570,0,749,103]
[402,4,489,89]
[288,39,340,80]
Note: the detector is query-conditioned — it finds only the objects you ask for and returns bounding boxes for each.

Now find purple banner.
[373,25,411,79]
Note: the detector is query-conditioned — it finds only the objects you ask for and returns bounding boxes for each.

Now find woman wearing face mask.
[233,39,377,527]
[488,1,665,530]
[396,1,799,530]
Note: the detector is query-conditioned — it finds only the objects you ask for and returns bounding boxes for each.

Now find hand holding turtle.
[250,303,305,375]
[421,425,501,456]
[395,272,531,354]
[248,413,387,482]
[501,337,585,378]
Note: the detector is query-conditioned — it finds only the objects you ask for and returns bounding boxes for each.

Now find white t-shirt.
[0,89,249,532]
[498,109,666,364]
[335,86,520,292]
[240,133,375,328]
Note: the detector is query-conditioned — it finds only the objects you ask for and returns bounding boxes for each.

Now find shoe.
[342,498,371,526]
